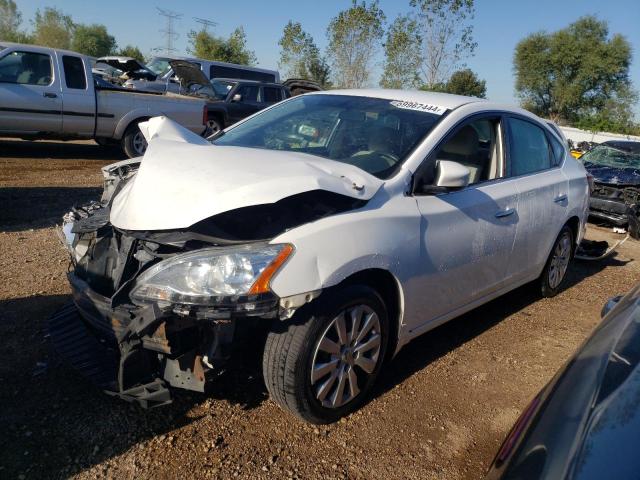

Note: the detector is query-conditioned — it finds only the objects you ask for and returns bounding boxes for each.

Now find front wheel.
[263,285,389,424]
[539,225,574,297]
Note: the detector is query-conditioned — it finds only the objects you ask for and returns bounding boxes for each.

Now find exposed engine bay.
[589,182,640,239]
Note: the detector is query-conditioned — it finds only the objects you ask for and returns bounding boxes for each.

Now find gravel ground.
[1,138,639,480]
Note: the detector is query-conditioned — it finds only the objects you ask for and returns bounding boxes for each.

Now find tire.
[206,117,223,137]
[121,122,148,158]
[263,285,389,424]
[539,225,574,298]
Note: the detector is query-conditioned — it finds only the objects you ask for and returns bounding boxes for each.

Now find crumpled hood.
[585,163,640,186]
[110,118,383,231]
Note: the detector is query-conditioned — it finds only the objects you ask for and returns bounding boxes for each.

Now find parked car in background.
[93,56,157,84]
[51,90,589,423]
[486,282,640,480]
[581,140,640,238]
[0,43,208,157]
[123,55,280,94]
[205,77,321,134]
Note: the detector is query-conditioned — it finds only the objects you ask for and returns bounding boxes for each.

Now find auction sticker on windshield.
[390,100,447,115]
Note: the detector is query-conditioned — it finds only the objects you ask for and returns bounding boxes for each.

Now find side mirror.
[434,160,470,189]
[601,295,623,318]
[232,93,242,102]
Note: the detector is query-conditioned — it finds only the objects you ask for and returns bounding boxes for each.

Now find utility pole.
[194,17,217,32]
[156,7,182,55]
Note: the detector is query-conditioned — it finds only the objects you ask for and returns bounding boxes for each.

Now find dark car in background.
[581,140,640,238]
[486,283,640,480]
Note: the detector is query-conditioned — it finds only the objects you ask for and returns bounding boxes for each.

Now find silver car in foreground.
[53,90,589,423]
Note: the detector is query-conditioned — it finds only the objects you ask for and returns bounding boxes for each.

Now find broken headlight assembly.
[130,243,293,305]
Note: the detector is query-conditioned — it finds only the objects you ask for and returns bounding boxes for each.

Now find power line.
[156,7,182,55]
[194,17,217,32]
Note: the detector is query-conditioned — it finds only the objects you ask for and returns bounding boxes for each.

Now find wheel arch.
[114,112,152,140]
[328,268,404,360]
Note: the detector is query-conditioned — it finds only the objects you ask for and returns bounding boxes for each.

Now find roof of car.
[310,89,487,110]
[0,41,90,59]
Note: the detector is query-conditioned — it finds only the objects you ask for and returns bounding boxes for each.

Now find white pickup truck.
[0,43,208,157]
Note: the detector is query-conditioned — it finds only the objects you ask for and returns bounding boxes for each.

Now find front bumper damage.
[589,183,640,239]
[50,203,282,408]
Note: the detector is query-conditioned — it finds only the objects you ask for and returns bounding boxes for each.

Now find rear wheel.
[539,225,574,297]
[206,117,223,137]
[263,285,388,424]
[122,122,147,158]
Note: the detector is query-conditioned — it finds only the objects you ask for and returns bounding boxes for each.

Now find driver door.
[227,85,262,124]
[406,115,520,330]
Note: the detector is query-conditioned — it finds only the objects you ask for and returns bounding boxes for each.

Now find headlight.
[130,243,293,305]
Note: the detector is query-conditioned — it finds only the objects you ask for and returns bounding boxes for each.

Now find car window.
[62,55,86,90]
[0,51,52,85]
[416,117,503,189]
[508,118,552,176]
[213,94,443,179]
[548,134,566,166]
[236,85,260,102]
[263,87,282,103]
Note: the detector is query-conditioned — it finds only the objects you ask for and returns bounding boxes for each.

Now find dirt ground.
[1,138,639,480]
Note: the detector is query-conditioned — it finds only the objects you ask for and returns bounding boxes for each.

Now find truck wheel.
[263,285,388,424]
[206,117,223,136]
[539,225,574,298]
[122,122,147,158]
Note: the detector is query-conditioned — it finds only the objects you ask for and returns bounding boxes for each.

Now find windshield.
[581,145,640,169]
[147,57,172,77]
[210,79,236,100]
[212,94,444,179]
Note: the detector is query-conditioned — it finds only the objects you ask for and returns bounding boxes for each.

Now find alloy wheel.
[548,232,571,289]
[310,305,382,409]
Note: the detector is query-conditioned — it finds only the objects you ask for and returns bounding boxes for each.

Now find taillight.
[202,106,208,126]
[494,393,541,466]
[586,173,595,194]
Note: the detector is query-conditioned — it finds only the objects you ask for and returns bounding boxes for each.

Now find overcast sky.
[15,0,640,113]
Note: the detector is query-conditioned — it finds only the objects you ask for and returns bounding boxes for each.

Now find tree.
[32,7,74,49]
[278,21,332,86]
[380,15,421,89]
[443,68,485,97]
[119,45,145,63]
[411,0,477,87]
[576,87,639,135]
[0,0,30,42]
[71,24,116,57]
[187,27,256,65]
[279,21,314,78]
[514,16,635,126]
[326,0,385,88]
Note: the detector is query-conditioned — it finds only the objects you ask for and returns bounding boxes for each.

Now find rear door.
[0,48,62,134]
[262,86,283,106]
[59,54,94,137]
[505,116,569,283]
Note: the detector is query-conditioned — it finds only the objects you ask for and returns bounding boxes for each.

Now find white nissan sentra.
[53,90,589,423]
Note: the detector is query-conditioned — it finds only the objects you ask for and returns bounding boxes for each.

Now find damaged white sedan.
[51,90,589,423]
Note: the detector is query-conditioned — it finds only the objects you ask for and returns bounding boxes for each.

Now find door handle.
[495,208,516,218]
[43,92,57,98]
[554,194,568,203]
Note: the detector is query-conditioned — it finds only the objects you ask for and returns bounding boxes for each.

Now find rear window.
[507,117,552,176]
[62,55,87,89]
[263,87,282,103]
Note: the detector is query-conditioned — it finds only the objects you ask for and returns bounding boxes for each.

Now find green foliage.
[380,15,421,89]
[71,24,116,57]
[278,21,332,87]
[411,0,476,86]
[514,16,635,128]
[32,7,74,49]
[119,45,145,63]
[326,0,385,88]
[576,87,639,135]
[187,27,256,65]
[443,68,485,97]
[0,0,31,42]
